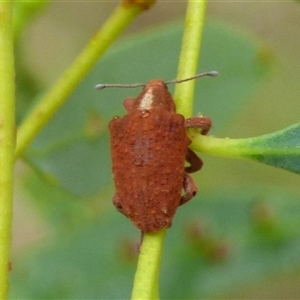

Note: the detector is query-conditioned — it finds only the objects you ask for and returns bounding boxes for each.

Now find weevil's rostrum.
[109,79,212,232]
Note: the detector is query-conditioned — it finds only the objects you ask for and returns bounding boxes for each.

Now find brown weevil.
[96,72,218,233]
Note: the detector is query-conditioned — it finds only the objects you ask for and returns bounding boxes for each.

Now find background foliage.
[11,2,300,299]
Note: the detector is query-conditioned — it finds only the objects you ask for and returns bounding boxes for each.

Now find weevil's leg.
[180,172,198,205]
[185,116,212,135]
[185,148,203,173]
[184,116,210,173]
[112,193,125,215]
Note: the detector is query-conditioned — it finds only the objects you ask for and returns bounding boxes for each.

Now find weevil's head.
[125,79,176,114]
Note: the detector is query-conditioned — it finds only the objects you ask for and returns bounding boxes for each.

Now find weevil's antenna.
[95,82,145,90]
[95,71,219,90]
[164,71,219,85]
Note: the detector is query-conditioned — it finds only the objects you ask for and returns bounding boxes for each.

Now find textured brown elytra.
[108,79,212,232]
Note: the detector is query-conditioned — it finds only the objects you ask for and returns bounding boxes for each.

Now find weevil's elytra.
[108,79,212,233]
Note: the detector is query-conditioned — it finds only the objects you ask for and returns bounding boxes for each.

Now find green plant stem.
[0,2,15,298]
[189,127,300,158]
[188,130,246,157]
[15,1,147,158]
[174,0,207,117]
[131,229,166,300]
[131,1,208,299]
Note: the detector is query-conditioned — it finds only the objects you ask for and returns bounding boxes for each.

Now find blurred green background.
[11,2,300,299]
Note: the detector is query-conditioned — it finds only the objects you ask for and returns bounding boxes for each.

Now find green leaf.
[10,176,300,299]
[191,122,300,175]
[24,20,272,196]
[162,187,300,299]
[241,123,300,174]
[14,1,49,40]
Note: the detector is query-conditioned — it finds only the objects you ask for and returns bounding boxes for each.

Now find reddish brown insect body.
[109,79,211,232]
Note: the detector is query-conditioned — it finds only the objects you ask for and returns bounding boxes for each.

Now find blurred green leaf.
[239,123,300,174]
[24,20,273,196]
[10,176,300,299]
[14,1,50,123]
[14,1,49,40]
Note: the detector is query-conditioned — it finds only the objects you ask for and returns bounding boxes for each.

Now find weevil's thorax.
[127,79,176,114]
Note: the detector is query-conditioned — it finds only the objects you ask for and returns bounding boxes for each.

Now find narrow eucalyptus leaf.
[241,123,300,174]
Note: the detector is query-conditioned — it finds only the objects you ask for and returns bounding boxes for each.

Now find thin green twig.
[131,229,166,300]
[189,132,246,157]
[15,1,151,158]
[174,0,207,117]
[0,1,15,298]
